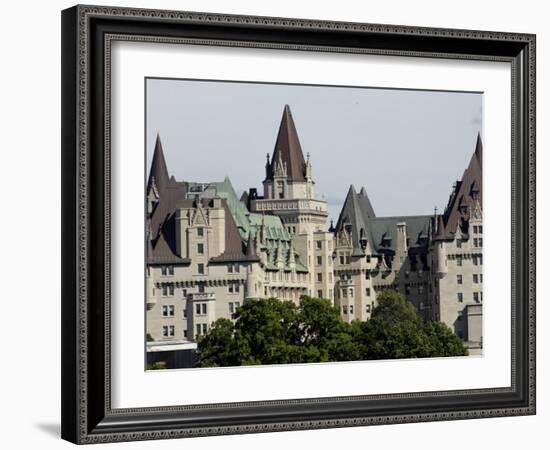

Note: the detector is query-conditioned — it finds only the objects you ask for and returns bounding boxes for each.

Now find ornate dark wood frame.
[61,4,536,444]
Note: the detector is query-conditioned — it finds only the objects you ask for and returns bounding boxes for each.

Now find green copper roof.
[211,177,301,271]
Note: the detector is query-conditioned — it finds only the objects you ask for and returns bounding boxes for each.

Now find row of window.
[456,273,483,285]
[457,291,483,303]
[341,304,373,315]
[159,262,241,278]
[456,255,484,266]
[473,225,483,234]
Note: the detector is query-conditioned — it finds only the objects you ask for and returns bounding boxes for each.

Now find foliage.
[356,291,468,359]
[196,292,468,367]
[146,361,166,370]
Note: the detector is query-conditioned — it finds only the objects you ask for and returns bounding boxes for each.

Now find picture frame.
[61,4,536,444]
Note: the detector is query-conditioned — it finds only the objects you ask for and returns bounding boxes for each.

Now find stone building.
[429,134,483,350]
[145,104,482,354]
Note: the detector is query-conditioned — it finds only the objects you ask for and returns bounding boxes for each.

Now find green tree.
[423,321,469,357]
[357,291,467,359]
[196,292,467,367]
[195,318,250,367]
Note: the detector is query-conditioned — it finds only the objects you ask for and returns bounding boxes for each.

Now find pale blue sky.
[146,78,482,222]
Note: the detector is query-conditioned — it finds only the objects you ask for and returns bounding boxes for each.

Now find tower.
[250,104,332,300]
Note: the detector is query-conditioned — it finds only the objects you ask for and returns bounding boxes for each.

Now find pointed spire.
[288,243,296,266]
[276,240,285,267]
[435,214,445,239]
[475,132,482,169]
[266,105,307,181]
[147,134,170,193]
[246,229,256,258]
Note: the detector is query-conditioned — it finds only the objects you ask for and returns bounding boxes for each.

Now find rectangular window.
[317,273,322,282]
[456,240,462,248]
[195,303,201,315]
[473,256,478,266]
[161,265,174,276]
[473,274,478,283]
[366,288,371,296]
[343,305,348,314]
[345,255,351,264]
[183,306,187,318]
[197,243,204,255]
[197,227,204,237]
[162,326,168,337]
[457,274,463,285]
[349,305,354,314]
[229,302,234,314]
[479,225,483,234]
[162,285,174,296]
[473,238,478,247]
[366,255,371,263]
[316,241,322,250]
[162,305,168,316]
[479,238,483,247]
[196,324,201,336]
[317,256,322,265]
[228,264,233,273]
[202,303,207,315]
[473,225,478,234]
[339,255,344,265]
[235,302,240,309]
[474,292,480,302]
[183,329,187,338]
[480,273,483,283]
[317,289,323,298]
[457,256,463,267]
[168,325,174,337]
[202,324,208,334]
[366,304,371,313]
[198,263,204,274]
[457,292,463,302]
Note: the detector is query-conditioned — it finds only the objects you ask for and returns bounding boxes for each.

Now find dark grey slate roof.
[334,184,431,256]
[369,215,432,251]
[334,185,376,256]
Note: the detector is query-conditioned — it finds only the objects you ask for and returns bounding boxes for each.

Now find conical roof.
[266,105,307,181]
[147,134,170,193]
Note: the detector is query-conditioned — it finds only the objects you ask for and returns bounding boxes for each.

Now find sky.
[146,78,482,223]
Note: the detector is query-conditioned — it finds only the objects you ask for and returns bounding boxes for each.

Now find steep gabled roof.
[439,134,483,239]
[265,105,307,181]
[146,137,248,264]
[334,185,376,256]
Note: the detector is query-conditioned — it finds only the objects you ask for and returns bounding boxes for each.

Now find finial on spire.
[306,152,310,162]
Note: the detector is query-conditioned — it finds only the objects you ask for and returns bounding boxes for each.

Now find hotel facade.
[145,105,483,355]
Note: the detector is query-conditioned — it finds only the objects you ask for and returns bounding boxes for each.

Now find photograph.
[144,78,484,370]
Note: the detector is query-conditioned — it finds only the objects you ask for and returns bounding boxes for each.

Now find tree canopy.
[195,291,467,368]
